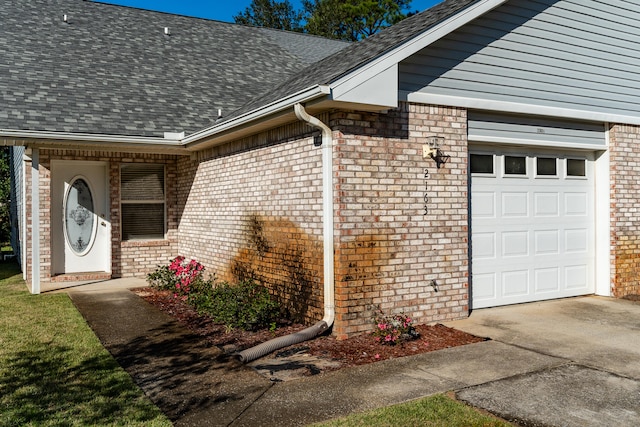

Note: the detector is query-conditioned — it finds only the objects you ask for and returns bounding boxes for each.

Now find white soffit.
[329,0,508,108]
[331,64,398,107]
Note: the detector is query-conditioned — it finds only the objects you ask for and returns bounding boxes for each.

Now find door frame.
[51,160,111,275]
[468,143,610,309]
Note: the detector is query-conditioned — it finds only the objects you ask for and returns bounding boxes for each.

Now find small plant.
[372,307,418,345]
[147,256,206,300]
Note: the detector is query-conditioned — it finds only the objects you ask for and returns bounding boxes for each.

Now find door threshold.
[50,272,112,283]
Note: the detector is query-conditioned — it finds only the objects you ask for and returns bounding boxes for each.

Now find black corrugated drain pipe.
[235,103,335,364]
[235,321,329,363]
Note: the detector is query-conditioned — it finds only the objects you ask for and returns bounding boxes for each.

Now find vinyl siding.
[399,0,640,117]
[468,111,606,147]
[10,146,24,265]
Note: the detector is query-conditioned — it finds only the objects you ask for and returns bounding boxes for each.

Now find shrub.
[372,309,418,345]
[193,279,280,331]
[147,258,280,331]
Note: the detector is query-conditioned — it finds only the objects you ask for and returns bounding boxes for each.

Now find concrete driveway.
[446,296,640,426]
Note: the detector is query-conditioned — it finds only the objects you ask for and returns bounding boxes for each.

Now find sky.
[98,0,442,23]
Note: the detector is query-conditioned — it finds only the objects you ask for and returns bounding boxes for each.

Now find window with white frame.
[120,164,165,240]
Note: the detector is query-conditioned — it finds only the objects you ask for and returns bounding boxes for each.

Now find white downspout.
[31,148,40,294]
[235,104,335,363]
[294,103,335,328]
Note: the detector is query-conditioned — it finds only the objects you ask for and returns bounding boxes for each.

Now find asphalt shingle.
[0,0,348,137]
[1,0,479,138]
[225,0,478,123]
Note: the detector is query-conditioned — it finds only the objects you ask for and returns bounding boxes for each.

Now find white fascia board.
[183,85,330,147]
[330,0,507,105]
[405,91,640,127]
[0,129,189,155]
[0,129,183,145]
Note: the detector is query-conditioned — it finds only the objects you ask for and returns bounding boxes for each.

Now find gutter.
[235,103,335,363]
[0,129,183,145]
[183,85,331,149]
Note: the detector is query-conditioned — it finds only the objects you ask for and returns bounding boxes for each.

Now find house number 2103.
[423,168,430,216]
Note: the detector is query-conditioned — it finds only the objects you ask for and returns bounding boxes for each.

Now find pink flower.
[378,323,387,330]
[374,354,380,360]
[385,334,393,342]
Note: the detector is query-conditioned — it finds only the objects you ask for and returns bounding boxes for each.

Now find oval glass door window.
[64,177,96,255]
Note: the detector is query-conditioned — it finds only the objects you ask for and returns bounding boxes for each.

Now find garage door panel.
[471,149,595,309]
[502,270,529,297]
[565,229,588,253]
[534,230,560,255]
[502,192,529,217]
[565,265,589,290]
[473,273,497,300]
[472,192,496,218]
[565,192,588,216]
[534,192,559,216]
[534,268,560,293]
[472,232,497,259]
[502,231,528,257]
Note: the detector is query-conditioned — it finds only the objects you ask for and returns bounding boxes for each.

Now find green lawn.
[0,262,171,426]
[312,393,512,427]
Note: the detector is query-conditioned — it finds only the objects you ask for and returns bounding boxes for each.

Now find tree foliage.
[303,0,411,41]
[234,0,413,40]
[0,147,10,245]
[233,0,304,32]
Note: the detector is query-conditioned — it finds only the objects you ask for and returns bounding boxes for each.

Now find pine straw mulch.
[132,287,487,373]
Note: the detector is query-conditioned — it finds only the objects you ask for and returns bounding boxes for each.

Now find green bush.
[191,279,280,331]
[147,258,280,331]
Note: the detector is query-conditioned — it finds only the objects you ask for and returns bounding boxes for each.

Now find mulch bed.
[133,288,487,372]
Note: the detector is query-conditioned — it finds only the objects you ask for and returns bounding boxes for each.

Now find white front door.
[52,161,110,274]
[470,148,595,309]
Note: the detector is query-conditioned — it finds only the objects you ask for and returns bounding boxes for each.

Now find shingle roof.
[0,0,348,137]
[225,0,479,122]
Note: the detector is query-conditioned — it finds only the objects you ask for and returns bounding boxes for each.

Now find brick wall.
[609,124,640,298]
[24,149,179,282]
[177,121,326,323]
[331,103,469,339]
[178,103,470,336]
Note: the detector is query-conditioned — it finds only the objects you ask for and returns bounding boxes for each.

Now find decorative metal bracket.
[423,136,450,168]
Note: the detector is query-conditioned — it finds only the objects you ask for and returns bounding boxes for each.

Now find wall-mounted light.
[423,136,450,168]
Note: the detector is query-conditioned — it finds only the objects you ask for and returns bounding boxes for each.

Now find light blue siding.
[399,0,640,117]
[468,111,606,146]
[10,146,24,266]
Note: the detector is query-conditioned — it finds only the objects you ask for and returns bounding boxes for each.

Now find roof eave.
[0,129,189,155]
[183,85,331,150]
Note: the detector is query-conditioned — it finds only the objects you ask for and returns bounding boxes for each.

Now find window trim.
[535,156,559,179]
[503,155,528,178]
[120,163,167,241]
[566,158,588,179]
[470,153,496,176]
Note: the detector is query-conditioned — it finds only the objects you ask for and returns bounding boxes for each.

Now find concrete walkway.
[64,281,640,427]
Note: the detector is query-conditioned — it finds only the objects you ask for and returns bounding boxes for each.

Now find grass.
[0,261,172,426]
[312,393,512,427]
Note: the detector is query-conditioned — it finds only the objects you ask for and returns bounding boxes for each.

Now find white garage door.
[470,148,595,309]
